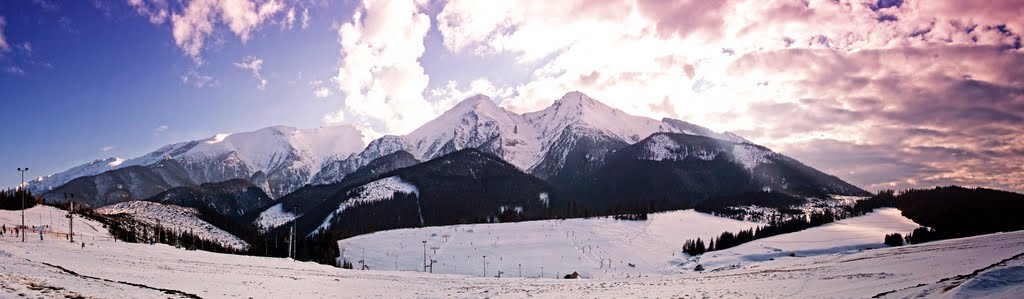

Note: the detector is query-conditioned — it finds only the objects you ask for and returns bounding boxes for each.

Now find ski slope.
[96,201,249,250]
[1,219,1022,298]
[337,209,762,278]
[698,208,922,270]
[0,205,112,241]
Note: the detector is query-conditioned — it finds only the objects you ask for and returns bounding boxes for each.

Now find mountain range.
[30,91,868,240]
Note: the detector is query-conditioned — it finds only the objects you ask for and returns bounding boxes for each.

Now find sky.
[0,0,1022,193]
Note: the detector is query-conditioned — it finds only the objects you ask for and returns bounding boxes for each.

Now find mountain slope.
[144,179,275,218]
[254,150,421,232]
[96,200,250,250]
[31,125,375,198]
[41,158,194,208]
[286,149,561,239]
[583,133,869,208]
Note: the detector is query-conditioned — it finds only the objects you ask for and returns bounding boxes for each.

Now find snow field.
[2,221,1023,298]
[337,209,761,279]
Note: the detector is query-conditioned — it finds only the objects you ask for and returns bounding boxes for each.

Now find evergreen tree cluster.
[883,233,904,246]
[681,210,841,255]
[850,189,896,215]
[682,238,707,256]
[853,186,1024,245]
[0,188,40,210]
[904,227,940,244]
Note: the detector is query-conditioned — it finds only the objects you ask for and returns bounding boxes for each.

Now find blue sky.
[1,0,1023,192]
[0,0,526,187]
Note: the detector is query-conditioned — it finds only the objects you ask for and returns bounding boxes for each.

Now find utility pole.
[290,205,298,261]
[68,201,74,243]
[17,168,27,243]
[541,266,544,278]
[289,223,296,260]
[519,264,522,277]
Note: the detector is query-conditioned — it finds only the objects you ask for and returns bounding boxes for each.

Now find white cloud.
[282,7,296,30]
[180,70,216,88]
[32,0,59,11]
[310,79,330,98]
[301,7,310,29]
[428,78,514,110]
[5,66,25,75]
[329,0,434,134]
[437,0,1024,129]
[313,87,330,98]
[99,146,115,152]
[233,56,267,90]
[169,0,285,63]
[153,125,169,136]
[435,0,1024,192]
[128,0,170,24]
[0,17,9,52]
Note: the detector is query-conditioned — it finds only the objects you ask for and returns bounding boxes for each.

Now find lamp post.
[17,168,27,243]
[422,240,427,272]
[483,255,487,277]
[65,193,74,242]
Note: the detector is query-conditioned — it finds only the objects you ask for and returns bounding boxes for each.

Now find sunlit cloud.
[234,56,267,90]
[433,0,1023,191]
[328,0,434,134]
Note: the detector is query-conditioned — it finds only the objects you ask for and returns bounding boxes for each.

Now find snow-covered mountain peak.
[527,91,662,144]
[453,93,497,108]
[658,118,749,144]
[403,93,523,156]
[30,124,374,198]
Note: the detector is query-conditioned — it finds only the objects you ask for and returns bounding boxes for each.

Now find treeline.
[694,191,807,220]
[860,186,1024,245]
[0,188,40,210]
[682,210,841,256]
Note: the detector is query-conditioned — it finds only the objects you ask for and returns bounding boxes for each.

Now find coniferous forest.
[0,188,39,210]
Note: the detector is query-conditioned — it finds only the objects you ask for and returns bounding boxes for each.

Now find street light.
[17,168,27,243]
[65,193,74,242]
